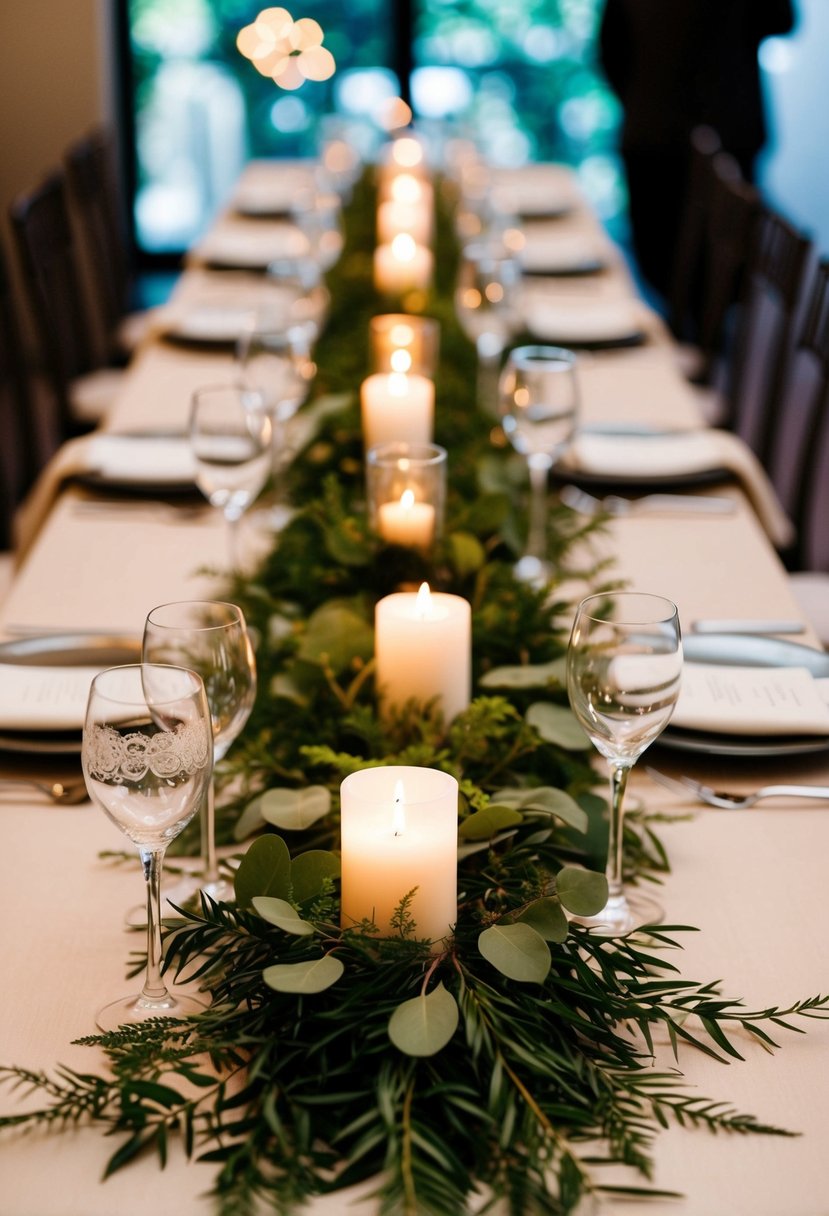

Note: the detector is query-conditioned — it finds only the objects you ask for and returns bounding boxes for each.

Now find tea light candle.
[378,489,436,550]
[360,371,434,448]
[373,234,433,295]
[377,199,433,246]
[340,764,458,946]
[375,582,471,725]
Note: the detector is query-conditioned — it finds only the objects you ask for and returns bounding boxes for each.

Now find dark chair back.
[9,171,95,437]
[65,127,130,356]
[723,206,812,464]
[668,125,722,345]
[0,245,41,548]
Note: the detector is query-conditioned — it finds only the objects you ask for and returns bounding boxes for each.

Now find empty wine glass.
[265,255,330,343]
[290,187,344,271]
[237,316,316,529]
[82,664,212,1030]
[143,600,257,907]
[499,345,579,586]
[454,240,520,416]
[566,592,682,936]
[190,384,272,569]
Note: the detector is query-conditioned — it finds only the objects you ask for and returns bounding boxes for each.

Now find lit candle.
[375,582,471,725]
[360,371,434,448]
[340,764,458,946]
[378,173,434,209]
[373,234,434,295]
[368,314,440,377]
[378,489,436,550]
[377,199,433,246]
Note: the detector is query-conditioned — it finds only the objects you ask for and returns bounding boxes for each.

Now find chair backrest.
[769,259,829,571]
[0,244,40,547]
[9,171,95,436]
[723,205,812,464]
[667,125,722,345]
[65,127,130,350]
[695,153,762,387]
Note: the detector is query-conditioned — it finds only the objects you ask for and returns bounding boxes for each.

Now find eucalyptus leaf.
[297,602,374,674]
[447,531,486,577]
[526,702,592,750]
[459,805,523,840]
[291,850,341,903]
[263,954,345,994]
[480,658,567,690]
[260,786,332,831]
[490,786,587,832]
[478,923,551,983]
[556,866,609,916]
[324,518,372,567]
[233,794,267,843]
[517,897,569,944]
[387,982,459,1057]
[253,896,314,936]
[269,672,310,707]
[234,834,292,908]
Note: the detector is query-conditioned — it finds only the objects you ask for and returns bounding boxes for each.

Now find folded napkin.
[519,230,607,275]
[561,428,795,548]
[193,221,308,269]
[524,297,649,344]
[490,165,580,217]
[155,303,260,344]
[672,664,829,736]
[0,664,100,730]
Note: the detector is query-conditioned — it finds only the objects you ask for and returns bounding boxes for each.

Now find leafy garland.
[2,171,828,1216]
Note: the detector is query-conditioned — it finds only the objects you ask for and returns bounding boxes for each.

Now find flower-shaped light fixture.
[237,7,336,91]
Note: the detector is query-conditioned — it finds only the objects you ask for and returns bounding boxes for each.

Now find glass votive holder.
[369,314,440,377]
[366,441,447,552]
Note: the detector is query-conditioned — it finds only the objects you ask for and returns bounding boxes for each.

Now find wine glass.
[142,600,257,907]
[566,592,683,936]
[236,315,316,529]
[454,240,521,417]
[82,663,212,1030]
[265,255,330,343]
[189,384,272,570]
[290,187,344,271]
[498,345,579,586]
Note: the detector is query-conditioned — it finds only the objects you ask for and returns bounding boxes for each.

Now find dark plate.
[522,259,607,278]
[0,633,142,754]
[553,465,732,492]
[657,634,829,758]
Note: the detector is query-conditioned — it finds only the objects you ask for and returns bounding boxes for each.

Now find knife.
[690,619,807,635]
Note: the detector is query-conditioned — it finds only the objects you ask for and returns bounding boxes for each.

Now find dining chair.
[720,204,812,464]
[667,125,722,349]
[65,126,153,360]
[9,170,124,439]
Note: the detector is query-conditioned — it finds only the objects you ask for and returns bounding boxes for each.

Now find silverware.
[0,778,89,805]
[690,619,807,635]
[71,501,209,524]
[560,485,735,517]
[646,766,829,809]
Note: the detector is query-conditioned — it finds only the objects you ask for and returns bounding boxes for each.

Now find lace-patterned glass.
[142,600,257,907]
[82,664,212,1030]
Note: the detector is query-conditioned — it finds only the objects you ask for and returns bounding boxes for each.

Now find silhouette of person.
[598,0,795,297]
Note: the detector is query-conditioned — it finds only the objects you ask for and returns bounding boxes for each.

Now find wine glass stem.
[526,457,551,564]
[140,846,169,1003]
[476,335,503,416]
[225,511,241,570]
[201,779,219,885]
[606,762,631,901]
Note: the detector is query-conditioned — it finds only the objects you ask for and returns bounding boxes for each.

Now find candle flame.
[415,581,431,618]
[390,322,415,346]
[393,778,406,835]
[388,371,409,397]
[390,348,412,372]
[390,174,422,204]
[391,232,416,263]
[400,489,415,510]
[392,137,423,169]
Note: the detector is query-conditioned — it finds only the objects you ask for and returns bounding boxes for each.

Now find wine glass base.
[96,989,206,1033]
[573,889,664,937]
[513,554,553,586]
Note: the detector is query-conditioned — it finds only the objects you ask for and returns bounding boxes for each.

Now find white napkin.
[0,665,99,730]
[82,435,196,484]
[490,164,580,216]
[524,298,647,343]
[193,221,308,269]
[519,230,606,275]
[561,429,795,548]
[672,664,829,736]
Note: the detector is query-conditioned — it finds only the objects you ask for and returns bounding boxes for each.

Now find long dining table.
[1,156,828,1216]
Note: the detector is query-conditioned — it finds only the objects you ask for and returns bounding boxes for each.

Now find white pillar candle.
[369,314,440,377]
[375,582,471,726]
[377,199,433,246]
[360,371,434,448]
[340,764,458,946]
[378,489,436,550]
[373,235,433,295]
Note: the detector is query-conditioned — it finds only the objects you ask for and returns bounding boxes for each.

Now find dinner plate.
[524,301,647,350]
[161,305,257,348]
[0,633,142,754]
[554,426,732,491]
[657,634,829,758]
[72,433,198,497]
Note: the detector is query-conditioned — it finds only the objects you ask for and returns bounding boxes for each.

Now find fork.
[559,485,735,517]
[645,766,829,809]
